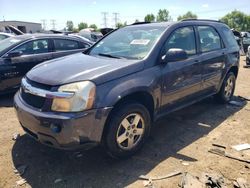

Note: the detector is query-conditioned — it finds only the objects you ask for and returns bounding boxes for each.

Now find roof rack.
[181,19,221,23]
[131,21,151,25]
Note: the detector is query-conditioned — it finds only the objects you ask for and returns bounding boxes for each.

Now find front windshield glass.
[89,26,166,59]
[0,37,22,53]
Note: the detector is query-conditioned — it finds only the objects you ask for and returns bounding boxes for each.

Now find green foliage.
[66,21,74,31]
[72,28,79,33]
[116,22,127,28]
[220,10,250,31]
[144,14,155,22]
[89,24,98,30]
[78,22,88,30]
[177,11,198,21]
[157,9,172,22]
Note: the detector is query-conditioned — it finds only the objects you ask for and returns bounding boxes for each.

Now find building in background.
[0,21,42,33]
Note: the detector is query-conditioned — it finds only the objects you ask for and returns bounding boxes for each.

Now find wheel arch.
[101,90,155,142]
[228,65,238,78]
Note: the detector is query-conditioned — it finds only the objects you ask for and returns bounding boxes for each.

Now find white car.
[0,32,14,41]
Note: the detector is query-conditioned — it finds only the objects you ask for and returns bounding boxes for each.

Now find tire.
[104,102,151,158]
[246,57,250,65]
[215,72,236,103]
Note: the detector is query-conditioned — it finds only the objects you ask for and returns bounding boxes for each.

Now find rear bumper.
[14,92,112,150]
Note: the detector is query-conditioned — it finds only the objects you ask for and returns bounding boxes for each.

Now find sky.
[0,0,250,30]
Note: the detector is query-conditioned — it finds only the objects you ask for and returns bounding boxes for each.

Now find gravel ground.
[0,57,249,188]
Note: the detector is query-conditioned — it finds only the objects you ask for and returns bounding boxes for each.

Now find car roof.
[126,20,227,29]
[0,32,14,37]
[8,33,90,42]
[126,21,176,28]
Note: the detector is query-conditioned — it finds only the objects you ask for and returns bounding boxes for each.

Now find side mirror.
[162,48,188,63]
[5,51,23,58]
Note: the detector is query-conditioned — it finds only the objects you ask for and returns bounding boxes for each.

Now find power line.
[50,19,56,30]
[113,12,119,28]
[41,19,47,30]
[101,12,108,28]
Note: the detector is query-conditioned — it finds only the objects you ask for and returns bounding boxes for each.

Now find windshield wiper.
[97,53,122,59]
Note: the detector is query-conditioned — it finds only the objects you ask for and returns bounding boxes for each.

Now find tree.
[116,23,124,28]
[89,24,97,30]
[66,21,74,31]
[78,22,88,30]
[144,14,155,22]
[156,9,172,22]
[177,11,198,21]
[116,22,127,28]
[73,28,79,33]
[134,19,139,23]
[220,10,250,31]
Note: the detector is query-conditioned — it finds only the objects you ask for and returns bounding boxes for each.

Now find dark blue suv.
[14,20,239,158]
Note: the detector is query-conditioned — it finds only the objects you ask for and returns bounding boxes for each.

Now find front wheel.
[215,72,236,103]
[104,102,151,158]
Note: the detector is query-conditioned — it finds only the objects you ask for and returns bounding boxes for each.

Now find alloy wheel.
[116,113,145,150]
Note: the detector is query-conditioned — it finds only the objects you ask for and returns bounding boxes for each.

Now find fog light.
[50,123,61,133]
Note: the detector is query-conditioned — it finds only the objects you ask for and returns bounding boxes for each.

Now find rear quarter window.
[221,27,239,48]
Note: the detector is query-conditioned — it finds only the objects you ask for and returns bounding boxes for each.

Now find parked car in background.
[79,28,103,42]
[0,32,14,40]
[0,34,92,94]
[241,32,250,53]
[246,46,250,65]
[14,20,239,158]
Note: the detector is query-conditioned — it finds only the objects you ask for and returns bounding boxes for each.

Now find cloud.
[92,1,97,5]
[202,4,209,8]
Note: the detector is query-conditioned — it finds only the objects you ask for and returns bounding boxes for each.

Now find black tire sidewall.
[246,57,250,65]
[104,102,151,158]
[218,72,236,103]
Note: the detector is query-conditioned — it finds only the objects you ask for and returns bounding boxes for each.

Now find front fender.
[94,66,162,110]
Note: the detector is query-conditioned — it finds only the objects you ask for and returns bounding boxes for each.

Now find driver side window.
[163,26,196,56]
[11,39,49,55]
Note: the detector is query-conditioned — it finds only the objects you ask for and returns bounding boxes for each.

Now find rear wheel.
[216,72,236,103]
[104,102,151,158]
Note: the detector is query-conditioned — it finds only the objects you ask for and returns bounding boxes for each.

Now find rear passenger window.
[54,39,79,51]
[164,27,196,56]
[221,27,239,48]
[197,26,222,53]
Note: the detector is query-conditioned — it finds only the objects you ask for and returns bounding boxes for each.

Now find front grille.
[21,88,46,109]
[26,78,52,90]
[21,78,53,109]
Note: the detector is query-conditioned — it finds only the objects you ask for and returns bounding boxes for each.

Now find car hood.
[26,53,144,86]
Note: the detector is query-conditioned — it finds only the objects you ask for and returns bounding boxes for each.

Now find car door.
[160,26,203,112]
[0,39,52,92]
[51,38,88,59]
[196,26,226,94]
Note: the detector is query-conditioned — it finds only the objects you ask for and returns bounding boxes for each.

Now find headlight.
[51,81,96,112]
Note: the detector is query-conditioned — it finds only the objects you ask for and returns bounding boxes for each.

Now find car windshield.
[0,37,22,54]
[89,26,166,59]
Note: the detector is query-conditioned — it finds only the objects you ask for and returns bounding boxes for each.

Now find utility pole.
[101,12,108,28]
[113,12,119,28]
[50,19,56,30]
[41,19,47,30]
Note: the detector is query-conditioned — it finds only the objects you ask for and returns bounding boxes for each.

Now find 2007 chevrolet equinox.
[14,20,240,158]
